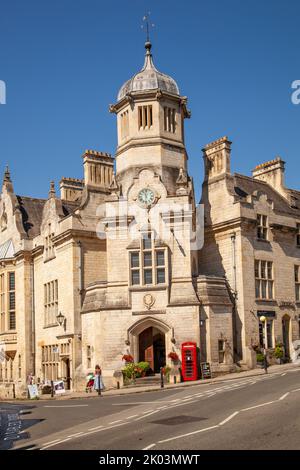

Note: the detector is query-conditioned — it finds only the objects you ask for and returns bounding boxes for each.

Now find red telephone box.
[181,342,198,381]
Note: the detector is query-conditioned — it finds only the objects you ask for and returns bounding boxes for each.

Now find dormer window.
[296,223,300,247]
[257,214,268,240]
[138,105,153,130]
[129,233,167,287]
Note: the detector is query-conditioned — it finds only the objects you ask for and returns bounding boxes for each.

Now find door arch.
[138,326,166,373]
[128,317,172,372]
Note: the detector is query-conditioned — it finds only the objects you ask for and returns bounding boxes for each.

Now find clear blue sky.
[0,0,299,201]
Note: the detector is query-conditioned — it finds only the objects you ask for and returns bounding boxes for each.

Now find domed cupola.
[117,41,180,102]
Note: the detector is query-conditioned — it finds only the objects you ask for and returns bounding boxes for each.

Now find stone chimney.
[202,136,232,182]
[60,177,84,201]
[252,157,286,197]
[82,150,114,191]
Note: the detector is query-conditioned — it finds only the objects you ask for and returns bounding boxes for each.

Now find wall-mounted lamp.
[56,311,66,329]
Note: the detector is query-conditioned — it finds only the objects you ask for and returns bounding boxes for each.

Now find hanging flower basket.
[168,352,179,362]
[122,354,134,363]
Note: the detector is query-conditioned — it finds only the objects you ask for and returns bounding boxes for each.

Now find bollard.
[174,376,177,385]
[117,381,120,389]
[160,367,164,388]
[51,380,54,398]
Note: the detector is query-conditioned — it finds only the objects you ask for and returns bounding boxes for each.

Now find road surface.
[1,367,300,450]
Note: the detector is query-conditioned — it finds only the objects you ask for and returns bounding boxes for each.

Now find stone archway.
[128,317,172,372]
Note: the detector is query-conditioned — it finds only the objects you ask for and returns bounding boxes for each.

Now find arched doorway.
[282,315,291,360]
[138,326,166,373]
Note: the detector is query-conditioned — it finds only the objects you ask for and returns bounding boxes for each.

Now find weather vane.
[141,12,155,42]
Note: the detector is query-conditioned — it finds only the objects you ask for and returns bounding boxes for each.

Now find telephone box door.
[181,342,197,381]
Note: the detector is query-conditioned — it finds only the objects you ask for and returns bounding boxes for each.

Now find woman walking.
[94,364,105,396]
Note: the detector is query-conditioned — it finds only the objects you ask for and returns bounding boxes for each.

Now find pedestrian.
[94,364,105,395]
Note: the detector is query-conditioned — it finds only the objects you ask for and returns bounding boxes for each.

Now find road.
[1,367,300,450]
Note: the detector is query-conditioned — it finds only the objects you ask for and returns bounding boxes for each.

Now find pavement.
[0,362,299,450]
[7,362,299,401]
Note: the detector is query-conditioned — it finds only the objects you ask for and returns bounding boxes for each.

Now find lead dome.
[117,41,180,102]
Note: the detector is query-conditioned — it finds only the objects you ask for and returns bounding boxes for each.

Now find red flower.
[122,354,134,363]
[168,352,179,361]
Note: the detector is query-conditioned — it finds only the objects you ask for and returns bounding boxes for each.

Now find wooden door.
[139,327,154,371]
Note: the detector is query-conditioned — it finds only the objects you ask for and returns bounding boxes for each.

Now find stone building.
[200,139,300,367]
[0,40,298,398]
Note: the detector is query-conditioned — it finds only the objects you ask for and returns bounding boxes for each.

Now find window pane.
[267,262,272,279]
[268,281,273,299]
[9,312,16,330]
[9,273,15,290]
[296,284,300,302]
[156,251,165,266]
[9,292,15,310]
[255,260,259,278]
[157,268,165,284]
[130,252,139,268]
[131,270,140,285]
[144,269,153,285]
[267,321,273,348]
[261,261,266,279]
[261,280,267,298]
[143,252,152,267]
[295,266,299,283]
[255,279,260,298]
[143,236,152,250]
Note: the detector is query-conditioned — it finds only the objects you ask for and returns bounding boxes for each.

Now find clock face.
[138,188,155,206]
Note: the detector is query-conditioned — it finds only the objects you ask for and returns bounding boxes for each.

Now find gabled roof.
[233,173,300,217]
[16,195,46,238]
[15,195,81,239]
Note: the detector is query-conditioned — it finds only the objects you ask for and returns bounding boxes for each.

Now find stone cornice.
[53,229,103,246]
[116,137,185,158]
[110,90,184,113]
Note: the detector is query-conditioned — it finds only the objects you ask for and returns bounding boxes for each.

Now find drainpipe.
[230,233,237,295]
[30,260,36,375]
[230,232,239,361]
[77,241,83,306]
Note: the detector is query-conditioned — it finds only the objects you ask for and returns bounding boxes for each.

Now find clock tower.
[80,38,233,386]
[109,40,191,197]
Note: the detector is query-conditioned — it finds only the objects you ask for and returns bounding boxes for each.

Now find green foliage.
[122,363,136,380]
[256,352,264,363]
[137,362,150,372]
[122,361,150,381]
[274,345,284,359]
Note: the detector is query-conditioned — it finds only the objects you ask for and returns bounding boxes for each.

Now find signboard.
[53,380,65,395]
[27,384,39,399]
[200,362,212,379]
[257,311,276,318]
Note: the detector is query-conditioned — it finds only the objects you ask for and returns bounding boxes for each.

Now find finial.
[141,12,155,45]
[49,180,56,198]
[3,165,11,183]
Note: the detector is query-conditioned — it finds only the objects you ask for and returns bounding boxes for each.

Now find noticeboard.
[200,362,212,379]
[28,384,39,399]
